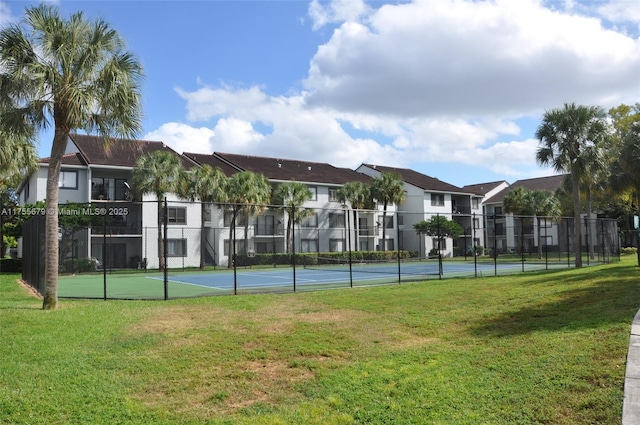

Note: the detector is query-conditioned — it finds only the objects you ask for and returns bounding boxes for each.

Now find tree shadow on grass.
[471,264,640,337]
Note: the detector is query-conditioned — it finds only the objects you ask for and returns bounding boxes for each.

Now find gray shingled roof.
[215,152,372,185]
[182,152,241,177]
[484,175,566,204]
[362,164,474,194]
[462,180,508,196]
[58,134,195,169]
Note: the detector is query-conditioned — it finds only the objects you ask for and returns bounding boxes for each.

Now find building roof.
[214,152,372,185]
[462,180,508,197]
[182,152,241,176]
[361,164,474,195]
[49,134,196,169]
[484,174,566,204]
[39,152,87,166]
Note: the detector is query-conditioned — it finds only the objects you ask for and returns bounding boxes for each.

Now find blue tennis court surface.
[152,259,544,292]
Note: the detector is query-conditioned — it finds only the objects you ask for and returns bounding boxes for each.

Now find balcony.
[91,225,142,236]
[254,225,284,236]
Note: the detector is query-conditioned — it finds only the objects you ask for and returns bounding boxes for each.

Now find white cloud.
[144,123,215,155]
[307,0,370,30]
[304,0,640,117]
[149,0,639,186]
[598,0,640,25]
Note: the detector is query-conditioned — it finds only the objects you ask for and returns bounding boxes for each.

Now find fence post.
[473,213,477,277]
[103,210,107,300]
[291,204,296,292]
[163,197,168,300]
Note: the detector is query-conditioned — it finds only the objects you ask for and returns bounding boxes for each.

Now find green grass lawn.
[1,256,639,424]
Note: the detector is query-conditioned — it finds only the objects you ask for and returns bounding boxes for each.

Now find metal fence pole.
[163,197,168,300]
[291,204,296,292]
[102,211,107,300]
[473,213,477,277]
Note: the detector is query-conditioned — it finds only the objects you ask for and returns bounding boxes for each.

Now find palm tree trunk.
[537,217,543,259]
[571,168,583,268]
[157,199,165,270]
[42,129,69,310]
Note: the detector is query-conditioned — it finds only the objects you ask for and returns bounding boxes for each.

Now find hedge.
[233,250,416,267]
[0,258,21,272]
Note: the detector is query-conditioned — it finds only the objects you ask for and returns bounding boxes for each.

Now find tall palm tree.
[535,103,607,268]
[181,165,228,268]
[337,181,373,252]
[273,181,314,253]
[225,171,271,267]
[132,151,185,271]
[0,5,143,309]
[370,172,406,251]
[610,121,640,266]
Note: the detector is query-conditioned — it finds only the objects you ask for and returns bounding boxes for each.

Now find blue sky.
[1,0,639,187]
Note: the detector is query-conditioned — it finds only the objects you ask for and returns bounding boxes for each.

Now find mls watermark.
[1,206,129,217]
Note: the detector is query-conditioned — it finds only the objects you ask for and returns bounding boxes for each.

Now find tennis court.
[57,256,570,300]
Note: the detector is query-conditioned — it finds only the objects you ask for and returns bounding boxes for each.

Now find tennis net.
[303,255,442,277]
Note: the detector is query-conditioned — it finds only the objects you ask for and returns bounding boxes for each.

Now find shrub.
[621,246,638,256]
[0,258,21,272]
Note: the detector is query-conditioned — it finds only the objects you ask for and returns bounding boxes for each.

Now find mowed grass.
[1,256,639,424]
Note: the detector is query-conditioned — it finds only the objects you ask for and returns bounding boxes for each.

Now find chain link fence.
[20,200,621,299]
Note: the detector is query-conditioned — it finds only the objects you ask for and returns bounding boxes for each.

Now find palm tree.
[132,151,185,271]
[503,187,534,254]
[182,165,228,268]
[0,131,37,189]
[273,181,314,253]
[225,171,271,267]
[610,121,640,266]
[370,172,406,251]
[535,103,607,268]
[337,181,373,252]
[0,5,143,309]
[529,189,561,259]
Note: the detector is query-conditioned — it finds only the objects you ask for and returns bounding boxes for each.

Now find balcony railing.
[254,225,284,236]
[91,225,142,235]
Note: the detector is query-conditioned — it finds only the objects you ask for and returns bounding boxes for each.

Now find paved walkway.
[623,309,640,424]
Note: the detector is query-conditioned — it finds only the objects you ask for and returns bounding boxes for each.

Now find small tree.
[132,151,185,270]
[336,181,374,252]
[414,215,463,256]
[370,172,405,251]
[273,181,314,253]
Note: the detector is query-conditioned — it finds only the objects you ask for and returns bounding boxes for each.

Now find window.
[167,207,186,224]
[329,239,344,252]
[224,210,246,226]
[329,188,339,202]
[329,213,345,228]
[431,193,444,206]
[473,218,480,230]
[384,215,394,229]
[59,170,78,189]
[300,239,319,253]
[432,238,446,250]
[256,242,276,254]
[359,241,369,251]
[167,239,187,257]
[256,215,275,235]
[224,239,246,256]
[301,213,318,228]
[495,206,503,216]
[308,186,317,201]
[472,198,479,209]
[383,239,395,251]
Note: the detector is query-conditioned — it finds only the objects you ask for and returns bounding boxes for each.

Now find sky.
[1,0,639,188]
